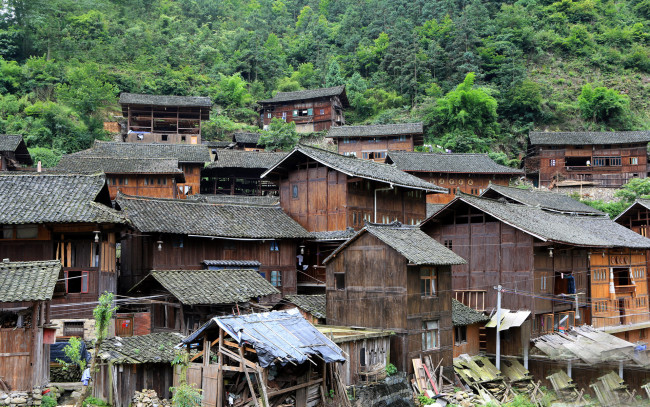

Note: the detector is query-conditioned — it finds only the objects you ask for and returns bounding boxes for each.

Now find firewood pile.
[131,389,171,407]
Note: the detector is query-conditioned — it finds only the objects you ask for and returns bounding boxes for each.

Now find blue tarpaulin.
[183,309,345,368]
[50,341,91,364]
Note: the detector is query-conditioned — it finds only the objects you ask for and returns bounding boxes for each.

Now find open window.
[334,273,345,290]
[65,270,89,294]
[455,325,467,344]
[420,267,437,297]
[63,321,85,338]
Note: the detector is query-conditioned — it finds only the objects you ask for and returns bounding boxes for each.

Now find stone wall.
[0,387,61,407]
[348,373,414,407]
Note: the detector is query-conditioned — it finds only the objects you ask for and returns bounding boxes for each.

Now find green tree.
[614,178,650,202]
[28,147,60,167]
[426,72,499,152]
[578,84,631,126]
[257,118,299,151]
[56,336,86,372]
[56,64,118,116]
[325,59,344,87]
[214,73,252,108]
[75,292,117,407]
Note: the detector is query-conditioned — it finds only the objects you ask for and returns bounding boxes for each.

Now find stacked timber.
[130,389,171,407]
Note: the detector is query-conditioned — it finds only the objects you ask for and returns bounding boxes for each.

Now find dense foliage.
[2,0,650,162]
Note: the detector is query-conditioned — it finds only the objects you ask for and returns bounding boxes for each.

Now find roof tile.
[259,85,346,104]
[529,131,650,146]
[99,332,184,364]
[481,184,604,215]
[119,93,211,107]
[329,123,423,138]
[285,295,326,319]
[386,152,523,174]
[0,260,61,302]
[74,141,211,164]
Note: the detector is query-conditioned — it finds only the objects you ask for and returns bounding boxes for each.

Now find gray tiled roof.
[443,194,650,248]
[285,295,326,319]
[234,132,261,145]
[150,269,279,305]
[187,194,279,206]
[0,135,23,152]
[386,151,523,174]
[328,123,423,138]
[529,131,650,146]
[259,85,346,104]
[427,203,446,218]
[0,174,126,225]
[202,260,262,267]
[452,299,489,326]
[53,156,184,177]
[119,93,212,107]
[116,194,311,239]
[0,260,61,302]
[204,141,235,149]
[74,141,211,164]
[324,222,467,266]
[263,144,446,192]
[310,228,356,241]
[480,184,604,215]
[208,150,287,169]
[99,333,184,364]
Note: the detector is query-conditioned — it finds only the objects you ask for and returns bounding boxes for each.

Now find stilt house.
[0,135,32,170]
[328,123,424,162]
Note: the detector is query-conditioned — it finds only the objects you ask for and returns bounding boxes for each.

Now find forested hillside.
[2,0,650,165]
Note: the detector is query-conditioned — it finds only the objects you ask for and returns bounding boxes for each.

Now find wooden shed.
[323,222,466,373]
[180,309,349,407]
[0,260,61,391]
[0,134,32,170]
[94,332,183,407]
[452,299,489,358]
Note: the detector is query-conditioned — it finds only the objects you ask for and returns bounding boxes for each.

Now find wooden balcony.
[615,285,636,295]
[298,266,326,286]
[454,290,487,311]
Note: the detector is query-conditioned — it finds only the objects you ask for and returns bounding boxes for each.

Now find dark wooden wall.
[325,232,452,373]
[94,363,174,407]
[107,175,177,200]
[278,163,427,232]
[336,136,415,162]
[532,143,648,188]
[120,234,299,295]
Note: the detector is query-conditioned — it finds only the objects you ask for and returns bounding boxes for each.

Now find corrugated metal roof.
[485,309,531,331]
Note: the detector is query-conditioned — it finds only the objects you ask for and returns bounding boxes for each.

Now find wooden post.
[239,346,260,407]
[257,367,270,407]
[217,329,224,407]
[203,335,210,368]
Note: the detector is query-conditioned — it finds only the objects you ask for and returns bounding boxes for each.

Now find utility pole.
[495,285,502,370]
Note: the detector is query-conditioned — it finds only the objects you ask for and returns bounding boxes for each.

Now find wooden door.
[115,316,133,337]
[202,365,219,407]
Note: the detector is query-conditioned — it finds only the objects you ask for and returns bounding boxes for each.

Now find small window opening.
[335,273,345,290]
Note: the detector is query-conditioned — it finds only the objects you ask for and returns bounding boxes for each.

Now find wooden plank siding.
[261,97,344,133]
[326,232,453,373]
[336,136,415,162]
[105,175,178,200]
[278,163,427,232]
[94,363,174,407]
[120,234,299,296]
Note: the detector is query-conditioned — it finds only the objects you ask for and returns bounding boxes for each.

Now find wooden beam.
[266,378,323,398]
[239,346,260,407]
[189,337,220,362]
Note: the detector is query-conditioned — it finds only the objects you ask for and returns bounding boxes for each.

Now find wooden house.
[121,269,279,336]
[258,85,348,133]
[119,93,211,144]
[451,299,488,358]
[0,135,32,170]
[116,193,311,296]
[328,123,424,162]
[73,140,211,199]
[385,151,524,204]
[232,132,262,151]
[526,131,650,188]
[421,193,650,355]
[180,309,348,407]
[298,229,356,294]
[323,222,466,373]
[52,156,185,200]
[201,150,286,196]
[262,144,445,233]
[0,260,61,391]
[0,173,126,330]
[95,332,183,407]
[316,325,393,386]
[275,294,326,324]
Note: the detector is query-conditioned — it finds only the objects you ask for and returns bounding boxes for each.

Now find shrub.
[41,396,57,407]
[170,383,202,407]
[385,363,398,376]
[82,397,110,407]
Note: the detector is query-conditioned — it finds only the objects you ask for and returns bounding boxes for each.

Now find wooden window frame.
[270,241,279,252]
[65,270,89,294]
[422,320,439,350]
[292,185,298,199]
[549,159,556,167]
[454,325,467,344]
[335,273,345,290]
[271,270,282,287]
[420,267,437,297]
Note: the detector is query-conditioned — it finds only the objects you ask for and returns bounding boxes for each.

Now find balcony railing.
[298,266,326,286]
[454,290,487,311]
[615,285,636,295]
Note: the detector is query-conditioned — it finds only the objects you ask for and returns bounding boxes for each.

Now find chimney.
[2,258,9,263]
[37,161,42,173]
